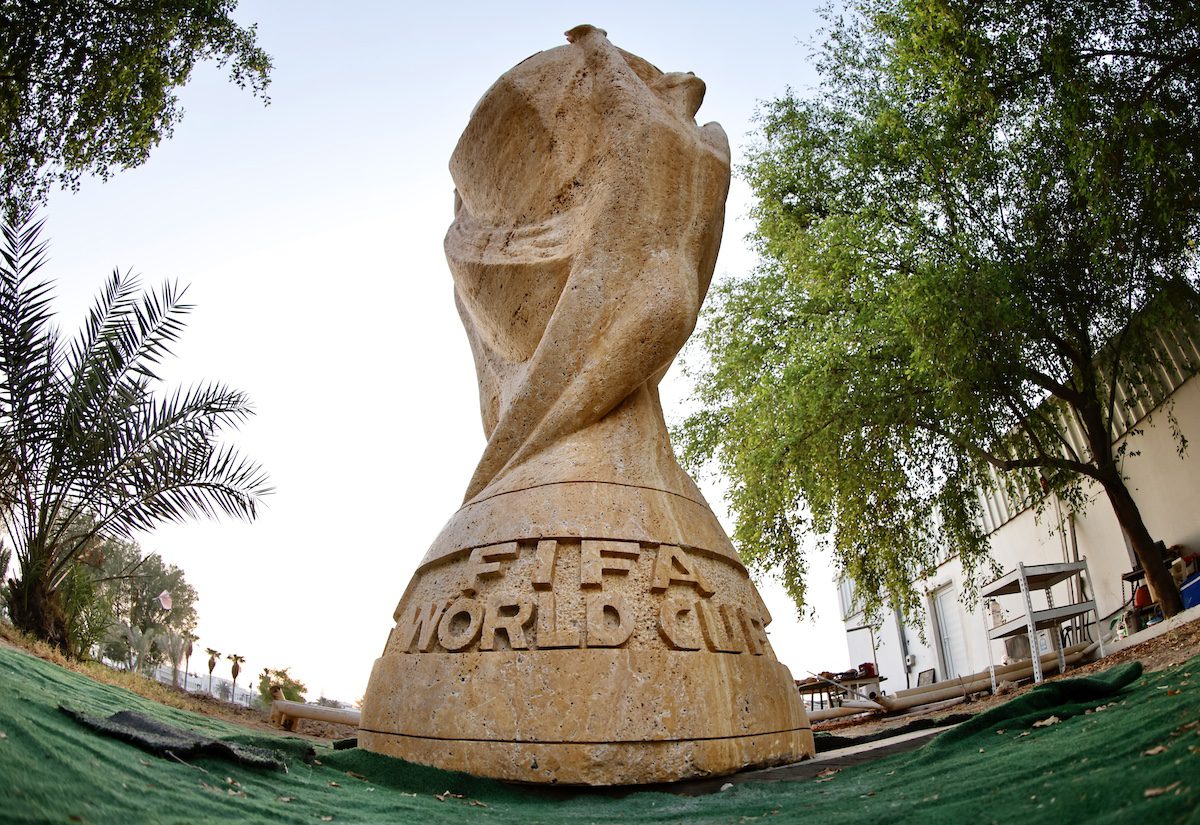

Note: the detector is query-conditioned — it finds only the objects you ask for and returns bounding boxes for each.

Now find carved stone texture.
[359,24,814,785]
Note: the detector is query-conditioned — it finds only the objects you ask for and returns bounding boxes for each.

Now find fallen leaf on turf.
[1142,745,1167,756]
[435,790,464,801]
[0,731,7,740]
[468,800,488,808]
[816,768,839,778]
[1166,689,1181,696]
[1144,781,1181,798]
[328,781,341,788]
[1033,715,1061,728]
[321,817,334,822]
[345,771,367,781]
[277,797,293,803]
[996,729,1005,735]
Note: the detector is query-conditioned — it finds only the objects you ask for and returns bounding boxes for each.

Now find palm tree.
[228,653,245,703]
[206,647,220,694]
[183,633,196,691]
[0,217,271,649]
[127,624,157,674]
[163,630,186,688]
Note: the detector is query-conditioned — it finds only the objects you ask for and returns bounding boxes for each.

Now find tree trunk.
[1098,469,1183,617]
[1076,371,1183,618]
[6,576,70,651]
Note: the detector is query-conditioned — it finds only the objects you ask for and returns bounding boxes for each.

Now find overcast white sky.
[39,1,853,702]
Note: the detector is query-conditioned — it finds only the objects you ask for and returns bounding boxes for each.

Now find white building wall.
[840,371,1200,689]
[1114,373,1200,554]
[840,582,938,691]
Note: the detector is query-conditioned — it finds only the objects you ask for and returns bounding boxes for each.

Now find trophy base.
[360,481,814,784]
[360,649,813,785]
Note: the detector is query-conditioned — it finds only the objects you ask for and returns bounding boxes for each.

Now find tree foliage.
[13,522,201,664]
[83,534,199,670]
[0,0,271,216]
[257,666,306,706]
[55,555,113,659]
[0,217,271,648]
[679,0,1200,621]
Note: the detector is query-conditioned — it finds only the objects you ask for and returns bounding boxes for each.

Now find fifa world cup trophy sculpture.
[359,25,814,784]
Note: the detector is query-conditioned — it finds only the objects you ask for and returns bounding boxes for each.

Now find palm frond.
[1,214,271,632]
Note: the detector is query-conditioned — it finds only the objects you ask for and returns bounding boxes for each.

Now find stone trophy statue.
[359,25,813,785]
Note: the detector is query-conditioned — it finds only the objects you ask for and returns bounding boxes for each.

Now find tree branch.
[915,418,1099,480]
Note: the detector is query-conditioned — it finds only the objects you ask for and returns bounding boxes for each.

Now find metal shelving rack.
[980,558,1105,687]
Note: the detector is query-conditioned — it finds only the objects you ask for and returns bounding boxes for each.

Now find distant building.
[838,312,1200,690]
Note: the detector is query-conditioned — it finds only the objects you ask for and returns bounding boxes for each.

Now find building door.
[933,584,968,680]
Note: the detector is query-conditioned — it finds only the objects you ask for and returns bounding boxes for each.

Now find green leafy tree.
[0,0,271,217]
[30,513,201,665]
[90,537,199,668]
[679,0,1200,621]
[0,217,271,650]
[257,666,307,706]
[56,558,112,659]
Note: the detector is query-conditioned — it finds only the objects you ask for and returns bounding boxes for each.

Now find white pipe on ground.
[271,699,361,727]
[807,705,873,722]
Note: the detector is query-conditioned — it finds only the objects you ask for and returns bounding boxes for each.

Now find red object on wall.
[1134,584,1152,608]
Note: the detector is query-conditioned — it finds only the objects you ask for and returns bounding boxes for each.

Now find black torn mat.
[60,706,288,771]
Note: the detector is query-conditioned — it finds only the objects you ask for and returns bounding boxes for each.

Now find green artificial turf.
[1,642,1197,824]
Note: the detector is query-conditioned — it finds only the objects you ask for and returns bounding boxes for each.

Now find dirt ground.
[814,615,1200,738]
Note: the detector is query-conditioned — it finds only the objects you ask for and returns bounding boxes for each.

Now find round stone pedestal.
[359,480,814,785]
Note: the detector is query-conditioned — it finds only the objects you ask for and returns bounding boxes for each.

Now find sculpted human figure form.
[360,26,813,785]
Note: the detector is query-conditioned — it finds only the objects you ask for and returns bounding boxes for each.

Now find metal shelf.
[981,561,1088,598]
[980,557,1104,686]
[987,600,1098,640]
